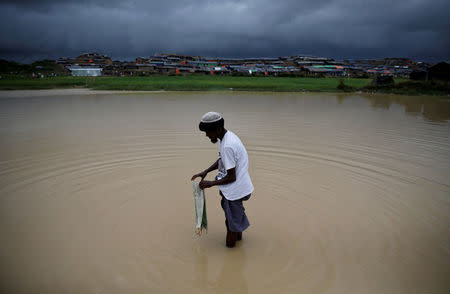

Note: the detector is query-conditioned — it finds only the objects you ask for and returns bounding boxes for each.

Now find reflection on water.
[215,248,247,294]
[194,245,247,294]
[0,90,449,294]
[337,93,450,122]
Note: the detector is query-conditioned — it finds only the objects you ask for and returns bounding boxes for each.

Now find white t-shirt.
[217,130,254,200]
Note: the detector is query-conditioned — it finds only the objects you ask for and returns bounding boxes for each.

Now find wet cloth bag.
[192,181,208,235]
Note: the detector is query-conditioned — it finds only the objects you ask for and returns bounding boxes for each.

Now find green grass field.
[0,76,91,90]
[89,75,378,91]
[0,75,377,91]
[0,75,437,94]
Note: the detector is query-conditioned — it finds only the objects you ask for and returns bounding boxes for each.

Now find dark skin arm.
[191,159,236,190]
[191,159,219,181]
[199,167,236,190]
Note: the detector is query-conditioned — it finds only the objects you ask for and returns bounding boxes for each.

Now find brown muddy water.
[0,89,449,294]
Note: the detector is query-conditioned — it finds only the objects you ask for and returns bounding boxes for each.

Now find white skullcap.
[200,112,222,123]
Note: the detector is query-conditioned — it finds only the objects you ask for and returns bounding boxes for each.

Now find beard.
[210,138,218,144]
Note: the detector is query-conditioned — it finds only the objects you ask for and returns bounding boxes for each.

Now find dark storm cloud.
[1,0,449,62]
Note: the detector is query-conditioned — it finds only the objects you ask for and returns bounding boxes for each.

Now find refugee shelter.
[68,66,102,76]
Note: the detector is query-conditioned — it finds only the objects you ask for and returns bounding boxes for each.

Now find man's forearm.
[209,173,235,186]
[200,167,236,189]
[203,159,219,174]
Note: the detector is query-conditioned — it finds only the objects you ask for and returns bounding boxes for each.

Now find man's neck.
[219,129,227,141]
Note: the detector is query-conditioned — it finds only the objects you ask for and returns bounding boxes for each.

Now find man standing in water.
[191,112,254,248]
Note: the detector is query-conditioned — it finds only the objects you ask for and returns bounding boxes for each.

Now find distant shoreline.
[0,76,448,96]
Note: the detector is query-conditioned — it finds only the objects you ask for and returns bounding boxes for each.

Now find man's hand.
[199,180,214,190]
[191,171,207,181]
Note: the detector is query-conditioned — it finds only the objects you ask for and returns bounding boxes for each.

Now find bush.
[231,71,249,77]
[362,80,450,95]
[372,75,394,86]
[337,80,356,92]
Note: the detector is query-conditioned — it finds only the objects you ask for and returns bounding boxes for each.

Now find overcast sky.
[1,0,449,62]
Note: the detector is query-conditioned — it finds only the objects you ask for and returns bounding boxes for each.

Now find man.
[191,112,254,248]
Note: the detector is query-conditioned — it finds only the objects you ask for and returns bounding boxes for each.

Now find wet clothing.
[192,181,207,234]
[220,191,251,232]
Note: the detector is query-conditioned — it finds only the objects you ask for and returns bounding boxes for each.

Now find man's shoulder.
[223,131,242,147]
